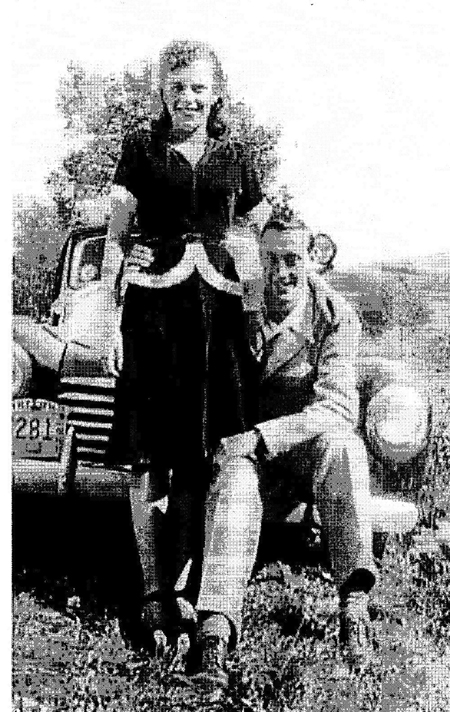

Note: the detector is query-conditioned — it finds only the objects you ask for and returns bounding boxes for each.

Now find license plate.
[12,399,67,460]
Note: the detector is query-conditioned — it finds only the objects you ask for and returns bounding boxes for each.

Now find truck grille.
[58,377,116,465]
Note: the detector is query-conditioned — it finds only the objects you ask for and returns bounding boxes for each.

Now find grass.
[12,266,450,711]
[12,533,450,711]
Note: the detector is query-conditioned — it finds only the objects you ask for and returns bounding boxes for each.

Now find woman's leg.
[163,282,210,610]
[110,287,176,633]
[128,469,172,640]
[129,470,171,599]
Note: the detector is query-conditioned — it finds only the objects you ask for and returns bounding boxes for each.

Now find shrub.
[381,274,432,337]
[430,331,450,373]
[12,199,66,320]
[13,260,58,321]
[419,389,450,528]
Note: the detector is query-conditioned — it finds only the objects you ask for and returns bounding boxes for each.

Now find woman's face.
[162,59,216,133]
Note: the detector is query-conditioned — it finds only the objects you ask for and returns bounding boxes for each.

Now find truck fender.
[13,315,66,373]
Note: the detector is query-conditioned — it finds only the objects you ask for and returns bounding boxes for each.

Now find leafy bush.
[13,260,58,321]
[430,331,450,373]
[12,199,66,320]
[419,390,450,528]
[13,61,282,319]
[47,62,281,228]
[338,267,433,339]
[380,274,432,336]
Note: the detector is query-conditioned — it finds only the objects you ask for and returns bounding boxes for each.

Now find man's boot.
[190,614,231,699]
[339,590,373,670]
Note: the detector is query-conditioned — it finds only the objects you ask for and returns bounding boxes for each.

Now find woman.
[104,40,263,645]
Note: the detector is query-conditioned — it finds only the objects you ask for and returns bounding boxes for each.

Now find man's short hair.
[261,218,308,236]
[260,218,312,255]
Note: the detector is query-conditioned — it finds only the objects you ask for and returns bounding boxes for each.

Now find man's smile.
[175,105,204,115]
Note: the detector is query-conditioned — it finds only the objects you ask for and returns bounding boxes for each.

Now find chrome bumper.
[12,427,132,499]
[12,431,419,534]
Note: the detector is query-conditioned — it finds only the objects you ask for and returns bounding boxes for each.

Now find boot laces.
[202,636,227,672]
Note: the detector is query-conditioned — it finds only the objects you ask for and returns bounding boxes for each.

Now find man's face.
[263,228,308,320]
[163,59,216,133]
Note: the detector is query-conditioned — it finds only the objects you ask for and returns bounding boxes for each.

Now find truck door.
[51,231,121,352]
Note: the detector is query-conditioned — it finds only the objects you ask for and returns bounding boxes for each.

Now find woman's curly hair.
[156,39,229,139]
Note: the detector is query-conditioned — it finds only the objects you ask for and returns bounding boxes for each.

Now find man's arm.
[215,300,362,465]
[255,301,361,459]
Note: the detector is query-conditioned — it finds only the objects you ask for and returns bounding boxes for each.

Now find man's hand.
[214,430,262,469]
[123,244,155,280]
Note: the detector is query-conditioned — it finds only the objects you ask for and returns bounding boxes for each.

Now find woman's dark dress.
[108,123,262,494]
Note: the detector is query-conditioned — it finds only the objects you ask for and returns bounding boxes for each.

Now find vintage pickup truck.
[12,226,430,537]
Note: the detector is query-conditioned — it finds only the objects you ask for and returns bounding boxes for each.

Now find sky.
[9,0,450,266]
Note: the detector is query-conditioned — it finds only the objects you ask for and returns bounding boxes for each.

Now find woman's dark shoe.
[166,597,198,679]
[173,595,198,629]
[142,594,199,670]
[141,598,168,655]
[169,633,191,674]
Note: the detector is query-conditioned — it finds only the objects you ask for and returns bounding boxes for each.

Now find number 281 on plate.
[12,399,67,460]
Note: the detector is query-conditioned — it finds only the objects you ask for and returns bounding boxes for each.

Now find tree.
[13,198,65,319]
[227,100,281,192]
[47,62,154,227]
[381,273,432,354]
[264,184,307,225]
[15,62,284,318]
[47,63,282,226]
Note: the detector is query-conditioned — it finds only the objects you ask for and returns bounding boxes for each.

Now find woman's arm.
[102,185,137,290]
[102,127,142,287]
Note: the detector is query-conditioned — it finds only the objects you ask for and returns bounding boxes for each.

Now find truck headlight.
[12,343,33,398]
[365,385,429,463]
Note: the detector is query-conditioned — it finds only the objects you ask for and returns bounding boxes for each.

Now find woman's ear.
[206,97,227,139]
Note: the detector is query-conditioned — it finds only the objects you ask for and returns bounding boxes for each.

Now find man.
[188,218,377,694]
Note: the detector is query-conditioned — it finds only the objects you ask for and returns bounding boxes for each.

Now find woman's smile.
[164,59,215,130]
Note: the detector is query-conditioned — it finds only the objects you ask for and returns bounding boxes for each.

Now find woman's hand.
[123,244,155,276]
[222,228,264,310]
[106,322,124,378]
[222,228,263,281]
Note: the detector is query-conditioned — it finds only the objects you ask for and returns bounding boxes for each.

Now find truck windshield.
[69,237,106,289]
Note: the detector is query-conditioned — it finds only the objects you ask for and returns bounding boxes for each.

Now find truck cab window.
[69,237,106,290]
